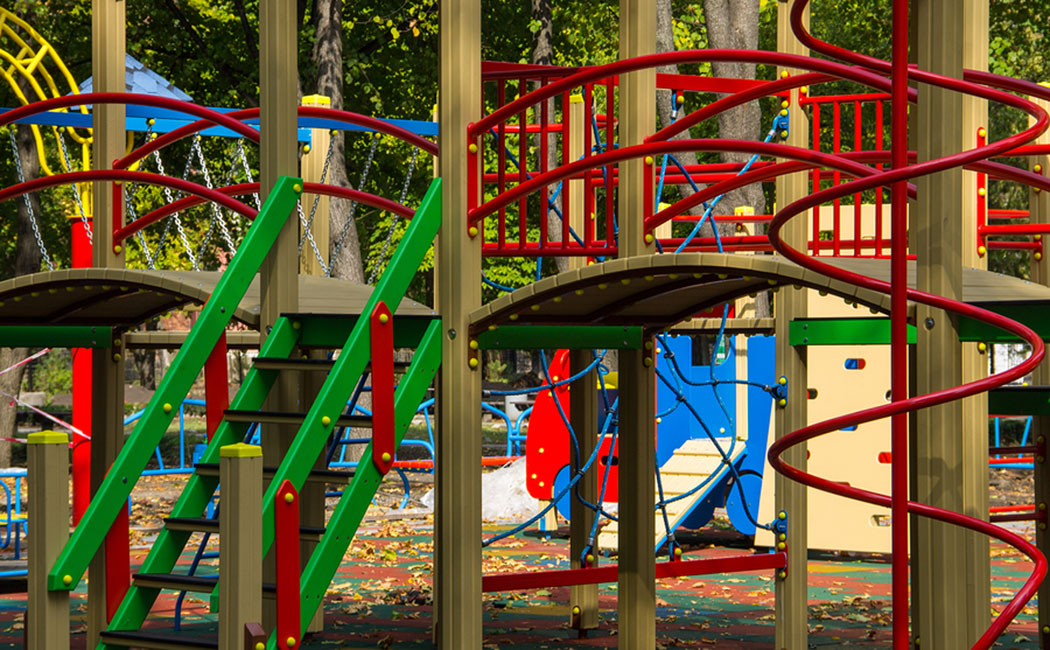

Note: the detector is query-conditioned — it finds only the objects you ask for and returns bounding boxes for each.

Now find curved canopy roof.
[0,269,435,330]
[469,254,1050,334]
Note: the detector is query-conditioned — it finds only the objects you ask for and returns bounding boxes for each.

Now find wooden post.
[617,2,656,648]
[27,431,70,650]
[566,93,600,633]
[299,95,332,276]
[219,444,263,650]
[259,0,299,632]
[435,0,482,646]
[1028,92,1050,649]
[298,93,331,635]
[773,3,810,648]
[913,2,989,647]
[88,1,128,644]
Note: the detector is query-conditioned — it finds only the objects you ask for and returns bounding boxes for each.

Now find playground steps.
[252,356,413,372]
[54,179,446,650]
[192,462,355,485]
[222,408,372,428]
[131,573,280,596]
[99,630,218,649]
[597,437,745,553]
[162,517,326,541]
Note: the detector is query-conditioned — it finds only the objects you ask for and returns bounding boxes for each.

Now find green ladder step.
[192,463,355,485]
[223,409,371,428]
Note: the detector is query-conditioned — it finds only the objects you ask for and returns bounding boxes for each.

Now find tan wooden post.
[299,95,332,276]
[773,2,810,648]
[1028,91,1050,648]
[27,431,70,650]
[566,93,600,632]
[434,0,482,646]
[259,0,300,631]
[89,2,126,644]
[616,1,656,648]
[298,93,331,635]
[219,443,263,650]
[912,1,989,647]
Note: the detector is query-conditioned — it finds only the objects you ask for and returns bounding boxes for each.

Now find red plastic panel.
[204,332,229,441]
[525,351,619,502]
[275,480,301,650]
[370,301,395,475]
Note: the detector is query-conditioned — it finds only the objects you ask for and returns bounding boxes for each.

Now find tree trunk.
[313,0,365,284]
[530,0,568,274]
[0,123,46,467]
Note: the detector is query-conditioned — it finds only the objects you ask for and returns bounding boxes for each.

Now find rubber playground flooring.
[0,516,1039,649]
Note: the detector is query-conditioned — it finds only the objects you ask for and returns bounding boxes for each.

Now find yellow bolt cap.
[292,184,303,193]
[322,416,332,426]
[379,313,389,324]
[163,403,173,413]
[63,574,73,586]
[284,492,295,504]
[469,357,479,369]
[469,226,479,238]
[382,452,392,462]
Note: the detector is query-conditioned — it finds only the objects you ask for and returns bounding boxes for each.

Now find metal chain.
[299,132,336,252]
[8,129,54,271]
[328,133,379,277]
[152,139,199,269]
[367,146,418,284]
[234,139,261,210]
[191,135,238,254]
[56,133,92,245]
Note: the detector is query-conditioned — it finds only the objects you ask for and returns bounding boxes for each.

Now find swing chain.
[151,139,199,269]
[8,129,54,271]
[367,146,418,284]
[328,132,379,277]
[56,132,92,245]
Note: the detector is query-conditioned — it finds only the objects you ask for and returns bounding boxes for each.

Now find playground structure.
[5,1,1050,649]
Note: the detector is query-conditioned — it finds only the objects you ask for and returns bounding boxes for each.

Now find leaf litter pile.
[0,467,1040,647]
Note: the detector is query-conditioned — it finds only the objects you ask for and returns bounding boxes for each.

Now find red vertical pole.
[70,216,92,525]
[890,0,910,647]
[204,332,229,442]
[276,480,301,650]
[370,302,395,475]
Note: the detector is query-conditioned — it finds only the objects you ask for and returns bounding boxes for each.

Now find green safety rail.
[789,318,916,346]
[279,319,441,649]
[48,176,304,592]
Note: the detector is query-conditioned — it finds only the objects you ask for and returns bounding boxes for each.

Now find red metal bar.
[497,80,507,250]
[481,552,787,592]
[275,480,301,650]
[370,302,395,475]
[854,100,863,257]
[71,215,92,526]
[989,457,1034,465]
[812,100,821,253]
[832,101,842,256]
[204,333,229,442]
[105,501,130,621]
[990,504,1037,513]
[991,512,1045,523]
[977,128,988,255]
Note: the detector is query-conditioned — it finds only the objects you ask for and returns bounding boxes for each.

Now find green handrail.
[48,177,303,591]
[279,319,442,648]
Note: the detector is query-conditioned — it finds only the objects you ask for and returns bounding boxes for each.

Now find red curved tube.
[117,106,437,172]
[0,93,260,141]
[116,181,414,244]
[763,2,1048,648]
[0,170,256,226]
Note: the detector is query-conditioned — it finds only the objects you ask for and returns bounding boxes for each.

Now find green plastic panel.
[49,176,303,593]
[0,325,113,348]
[789,318,916,346]
[958,303,1050,343]
[295,313,435,349]
[276,319,442,649]
[478,325,644,350]
[988,386,1050,416]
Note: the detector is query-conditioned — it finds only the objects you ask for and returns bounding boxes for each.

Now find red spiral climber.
[764,1,1049,648]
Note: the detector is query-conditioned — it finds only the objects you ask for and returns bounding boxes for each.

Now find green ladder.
[47,178,443,649]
